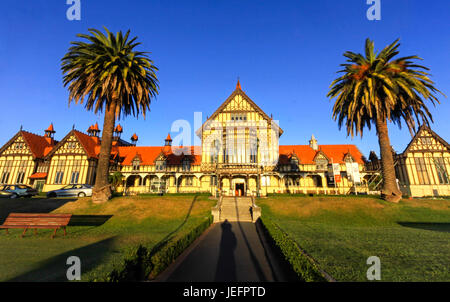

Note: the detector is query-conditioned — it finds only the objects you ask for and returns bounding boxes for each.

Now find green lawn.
[258,195,450,282]
[0,195,214,282]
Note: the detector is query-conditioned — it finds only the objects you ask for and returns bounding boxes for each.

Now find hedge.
[91,215,213,282]
[259,216,330,282]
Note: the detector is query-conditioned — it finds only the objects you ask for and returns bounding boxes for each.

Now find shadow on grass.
[0,198,77,224]
[6,237,117,282]
[69,215,113,226]
[397,222,450,233]
[147,195,199,257]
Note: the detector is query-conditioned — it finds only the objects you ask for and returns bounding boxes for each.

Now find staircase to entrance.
[211,196,261,223]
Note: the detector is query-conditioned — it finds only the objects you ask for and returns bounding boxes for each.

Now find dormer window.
[182,158,191,171]
[156,160,166,171]
[344,155,354,163]
[132,158,140,171]
[290,157,299,171]
[315,157,328,171]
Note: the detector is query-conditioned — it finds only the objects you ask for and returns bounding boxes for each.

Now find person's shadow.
[214,220,237,282]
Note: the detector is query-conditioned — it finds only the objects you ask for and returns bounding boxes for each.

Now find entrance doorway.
[235,183,245,196]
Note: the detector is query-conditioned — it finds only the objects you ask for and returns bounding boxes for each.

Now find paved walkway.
[158,220,291,282]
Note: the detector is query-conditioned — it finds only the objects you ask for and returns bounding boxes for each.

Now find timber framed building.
[1,82,449,197]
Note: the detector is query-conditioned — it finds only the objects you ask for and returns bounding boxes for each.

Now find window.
[185,176,193,186]
[70,160,81,184]
[182,158,191,171]
[421,137,432,145]
[54,160,65,184]
[210,141,219,163]
[132,158,140,171]
[14,142,25,150]
[156,160,166,171]
[210,176,217,186]
[315,157,328,170]
[231,113,247,121]
[1,161,12,184]
[435,157,449,185]
[414,157,430,185]
[291,158,299,171]
[16,161,27,184]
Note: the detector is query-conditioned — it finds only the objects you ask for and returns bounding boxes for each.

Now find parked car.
[0,184,38,198]
[46,184,93,198]
[0,189,13,199]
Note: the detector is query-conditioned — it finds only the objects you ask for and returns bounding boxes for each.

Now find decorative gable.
[0,134,32,156]
[53,135,86,156]
[402,125,450,154]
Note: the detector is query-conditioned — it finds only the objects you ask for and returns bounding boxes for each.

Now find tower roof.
[165,133,172,141]
[131,133,138,141]
[114,124,123,133]
[45,123,55,133]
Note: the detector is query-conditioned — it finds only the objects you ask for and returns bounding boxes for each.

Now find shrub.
[259,216,329,282]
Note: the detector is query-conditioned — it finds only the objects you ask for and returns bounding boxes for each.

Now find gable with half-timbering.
[404,127,449,153]
[0,134,33,157]
[52,134,87,156]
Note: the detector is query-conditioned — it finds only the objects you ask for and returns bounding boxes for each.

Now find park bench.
[0,213,72,238]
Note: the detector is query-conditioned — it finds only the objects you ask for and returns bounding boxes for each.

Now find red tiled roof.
[117,146,202,166]
[279,144,364,165]
[29,172,48,179]
[21,131,56,158]
[73,130,101,158]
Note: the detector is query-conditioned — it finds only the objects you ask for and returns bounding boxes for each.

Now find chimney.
[309,134,318,151]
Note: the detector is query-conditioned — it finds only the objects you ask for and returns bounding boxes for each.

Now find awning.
[29,172,48,179]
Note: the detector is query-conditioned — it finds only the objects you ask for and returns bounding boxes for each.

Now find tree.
[327,38,443,202]
[62,27,159,203]
[108,171,124,192]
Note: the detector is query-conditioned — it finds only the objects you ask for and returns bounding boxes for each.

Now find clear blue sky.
[0,0,449,157]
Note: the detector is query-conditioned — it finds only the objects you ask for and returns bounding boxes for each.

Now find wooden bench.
[0,213,72,238]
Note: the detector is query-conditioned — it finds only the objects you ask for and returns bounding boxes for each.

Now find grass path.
[259,196,450,281]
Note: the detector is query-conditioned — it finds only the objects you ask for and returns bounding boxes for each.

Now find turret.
[165,133,172,146]
[131,133,138,146]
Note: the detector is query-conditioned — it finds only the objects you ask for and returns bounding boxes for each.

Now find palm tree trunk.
[375,116,402,203]
[92,99,117,203]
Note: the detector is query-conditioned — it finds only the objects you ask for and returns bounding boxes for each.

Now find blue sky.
[0,0,449,156]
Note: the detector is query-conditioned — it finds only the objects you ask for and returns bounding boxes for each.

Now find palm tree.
[327,38,443,202]
[108,171,124,192]
[62,27,159,203]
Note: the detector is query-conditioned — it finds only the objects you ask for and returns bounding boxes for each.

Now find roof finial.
[236,77,241,90]
[20,125,23,131]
